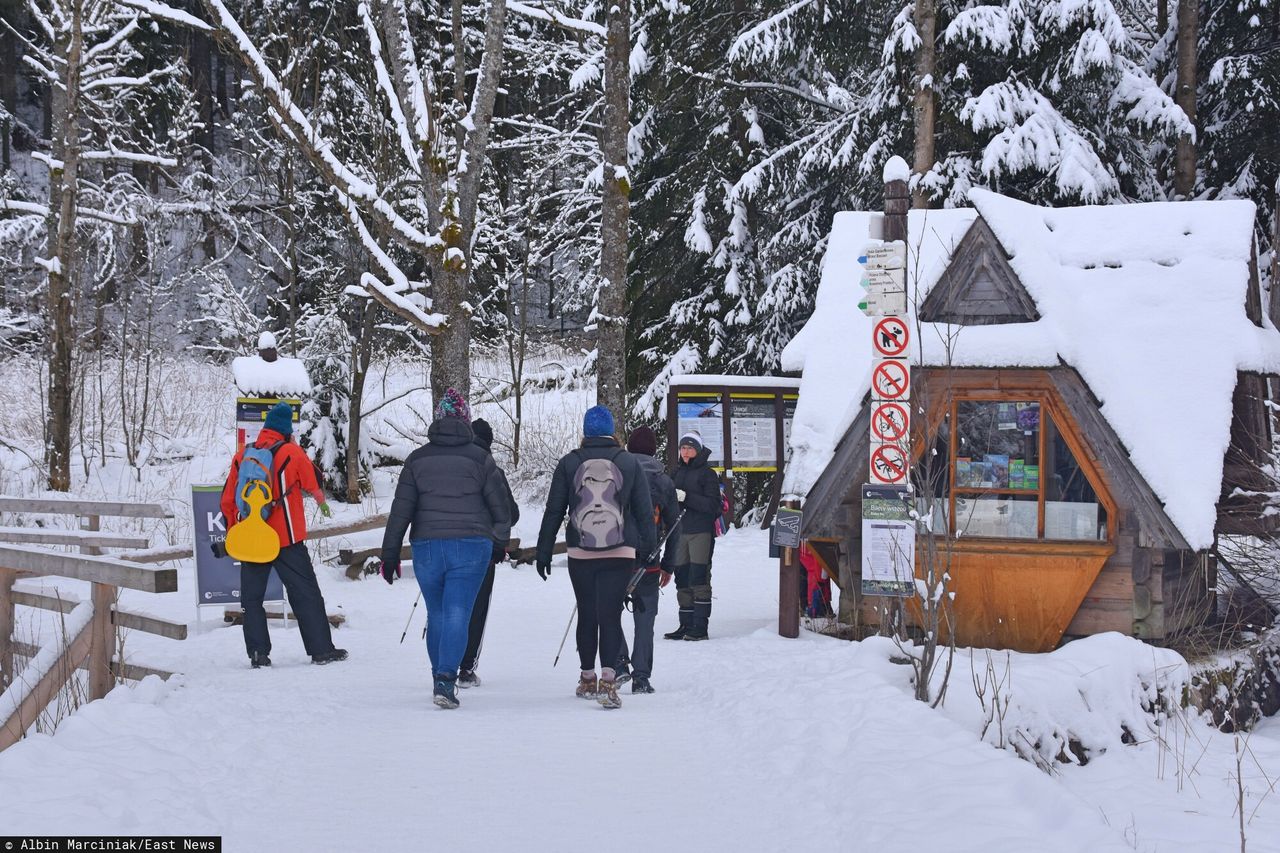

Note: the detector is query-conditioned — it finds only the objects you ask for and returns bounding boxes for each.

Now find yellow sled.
[225,483,281,564]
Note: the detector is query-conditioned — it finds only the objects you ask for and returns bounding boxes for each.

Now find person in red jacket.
[220,402,347,668]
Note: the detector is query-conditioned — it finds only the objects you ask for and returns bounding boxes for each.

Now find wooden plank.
[0,545,177,593]
[0,568,13,690]
[1065,598,1133,636]
[0,526,150,549]
[11,641,174,683]
[0,619,94,752]
[0,496,171,519]
[14,589,187,640]
[126,512,393,566]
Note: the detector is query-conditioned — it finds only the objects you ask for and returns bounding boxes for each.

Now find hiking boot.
[576,673,599,699]
[615,667,632,686]
[665,606,694,640]
[458,669,482,688]
[597,677,622,709]
[311,648,349,665]
[433,675,460,709]
[249,651,272,669]
[631,676,655,694]
[663,625,688,641]
[683,629,709,642]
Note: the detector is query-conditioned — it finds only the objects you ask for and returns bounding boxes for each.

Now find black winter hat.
[626,426,658,457]
[472,418,494,452]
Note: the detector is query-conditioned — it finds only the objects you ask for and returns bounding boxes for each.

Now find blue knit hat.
[583,405,615,437]
[264,402,294,436]
[434,387,471,423]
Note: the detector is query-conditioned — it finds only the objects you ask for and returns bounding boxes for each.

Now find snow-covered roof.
[783,190,1280,549]
[231,355,313,396]
[669,374,802,389]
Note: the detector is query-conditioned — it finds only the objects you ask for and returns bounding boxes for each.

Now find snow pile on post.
[231,356,313,397]
[783,190,1280,548]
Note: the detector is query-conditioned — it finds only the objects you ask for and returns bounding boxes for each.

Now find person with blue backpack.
[665,430,726,642]
[535,405,655,709]
[219,402,347,668]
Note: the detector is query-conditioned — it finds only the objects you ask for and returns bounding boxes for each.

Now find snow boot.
[631,676,655,694]
[576,672,599,699]
[434,675,460,709]
[458,669,482,688]
[664,608,693,640]
[311,648,349,665]
[250,651,271,669]
[684,599,711,641]
[597,677,622,709]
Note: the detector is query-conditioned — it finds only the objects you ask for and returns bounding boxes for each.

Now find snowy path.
[1,530,1275,852]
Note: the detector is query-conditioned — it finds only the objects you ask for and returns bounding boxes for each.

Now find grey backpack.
[570,449,627,550]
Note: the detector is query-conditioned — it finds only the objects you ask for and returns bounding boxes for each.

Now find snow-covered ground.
[2,523,1279,852]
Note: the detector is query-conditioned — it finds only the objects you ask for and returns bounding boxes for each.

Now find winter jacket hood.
[428,416,474,446]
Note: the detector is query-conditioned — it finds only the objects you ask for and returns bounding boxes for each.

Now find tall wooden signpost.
[860,215,916,598]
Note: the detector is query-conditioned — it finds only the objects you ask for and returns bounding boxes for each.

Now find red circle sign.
[871,444,909,483]
[872,361,910,400]
[873,318,909,357]
[871,402,909,442]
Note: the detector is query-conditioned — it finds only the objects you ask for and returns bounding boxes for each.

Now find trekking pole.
[399,590,422,644]
[626,510,686,598]
[553,604,577,667]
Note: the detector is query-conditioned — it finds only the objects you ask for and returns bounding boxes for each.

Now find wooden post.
[779,499,801,638]
[0,567,14,690]
[82,515,113,701]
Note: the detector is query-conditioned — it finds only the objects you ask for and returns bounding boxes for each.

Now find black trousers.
[460,559,497,673]
[568,557,633,673]
[241,542,335,658]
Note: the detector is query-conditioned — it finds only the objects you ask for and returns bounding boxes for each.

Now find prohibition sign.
[871,402,909,442]
[872,317,909,357]
[870,443,909,484]
[872,360,910,400]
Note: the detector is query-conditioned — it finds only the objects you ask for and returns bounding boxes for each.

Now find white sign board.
[861,484,915,597]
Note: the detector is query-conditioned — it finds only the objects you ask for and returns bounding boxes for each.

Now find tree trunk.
[1,17,15,177]
[1173,0,1198,198]
[346,304,378,503]
[597,0,630,424]
[45,0,86,492]
[190,21,216,256]
[1157,0,1168,34]
[912,0,937,209]
[429,263,473,401]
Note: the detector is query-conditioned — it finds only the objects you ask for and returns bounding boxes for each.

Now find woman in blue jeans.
[379,389,512,709]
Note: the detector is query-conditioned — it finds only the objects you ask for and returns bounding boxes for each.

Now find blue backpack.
[235,441,284,521]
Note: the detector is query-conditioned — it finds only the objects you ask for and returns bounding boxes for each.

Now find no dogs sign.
[872,317,909,358]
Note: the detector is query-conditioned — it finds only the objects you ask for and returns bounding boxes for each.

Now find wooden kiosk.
[786,185,1280,652]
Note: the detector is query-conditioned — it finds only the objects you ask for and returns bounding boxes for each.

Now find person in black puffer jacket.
[665,431,722,641]
[457,418,520,688]
[380,389,511,710]
[536,405,655,709]
[613,425,680,693]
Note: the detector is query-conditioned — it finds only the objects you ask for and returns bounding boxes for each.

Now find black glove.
[536,560,551,581]
[491,543,506,565]
[380,559,402,585]
[210,539,228,560]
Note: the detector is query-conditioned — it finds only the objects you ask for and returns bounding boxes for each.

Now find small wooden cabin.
[783,187,1280,652]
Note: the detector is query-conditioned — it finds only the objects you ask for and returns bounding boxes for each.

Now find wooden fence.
[0,495,184,752]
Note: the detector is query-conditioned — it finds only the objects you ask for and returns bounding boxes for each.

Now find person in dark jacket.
[457,418,520,688]
[380,389,512,709]
[536,405,655,709]
[219,402,347,668]
[614,425,679,693]
[665,431,722,641]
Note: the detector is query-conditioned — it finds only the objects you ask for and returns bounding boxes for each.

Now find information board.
[191,485,283,607]
[236,397,301,452]
[676,394,724,466]
[729,397,777,470]
[861,483,915,597]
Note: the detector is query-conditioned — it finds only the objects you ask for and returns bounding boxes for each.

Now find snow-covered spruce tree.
[0,0,183,489]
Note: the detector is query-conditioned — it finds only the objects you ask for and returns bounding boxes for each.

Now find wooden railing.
[0,495,183,752]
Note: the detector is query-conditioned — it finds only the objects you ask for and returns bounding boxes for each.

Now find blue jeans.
[411,537,492,678]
